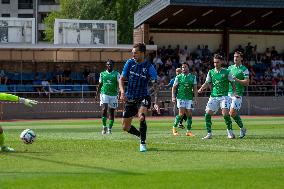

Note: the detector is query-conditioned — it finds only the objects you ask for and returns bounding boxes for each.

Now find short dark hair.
[181,62,189,68]
[234,51,243,58]
[133,43,146,53]
[106,59,114,65]
[213,53,224,61]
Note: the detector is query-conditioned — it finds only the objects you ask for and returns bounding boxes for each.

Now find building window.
[1,14,10,17]
[18,0,33,9]
[2,0,10,4]
[18,14,33,18]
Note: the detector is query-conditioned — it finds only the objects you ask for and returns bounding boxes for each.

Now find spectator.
[63,67,72,84]
[245,42,253,60]
[87,66,99,85]
[149,36,154,45]
[271,46,278,58]
[0,69,8,85]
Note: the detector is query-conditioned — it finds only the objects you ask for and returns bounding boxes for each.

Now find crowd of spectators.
[149,42,284,96]
[0,42,283,96]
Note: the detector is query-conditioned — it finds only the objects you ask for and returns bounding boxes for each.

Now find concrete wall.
[151,32,284,53]
[1,96,283,120]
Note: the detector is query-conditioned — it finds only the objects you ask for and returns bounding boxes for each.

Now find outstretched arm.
[0,93,38,107]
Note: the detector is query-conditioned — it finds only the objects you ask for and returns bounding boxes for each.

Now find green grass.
[1,116,284,189]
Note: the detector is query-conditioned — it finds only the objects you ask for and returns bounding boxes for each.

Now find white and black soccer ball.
[20,129,36,144]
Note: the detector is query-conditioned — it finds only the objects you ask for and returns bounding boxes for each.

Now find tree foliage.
[43,0,151,43]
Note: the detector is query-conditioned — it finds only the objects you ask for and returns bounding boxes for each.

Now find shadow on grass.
[5,153,141,175]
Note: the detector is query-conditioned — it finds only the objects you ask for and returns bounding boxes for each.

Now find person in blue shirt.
[167,68,187,129]
[119,43,158,152]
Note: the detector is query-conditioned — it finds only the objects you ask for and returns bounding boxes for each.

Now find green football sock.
[173,115,182,128]
[186,116,192,131]
[232,114,244,128]
[108,120,114,129]
[102,116,107,126]
[224,115,233,130]
[205,113,212,133]
[0,132,4,147]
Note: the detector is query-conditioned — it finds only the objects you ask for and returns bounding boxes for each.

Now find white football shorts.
[100,94,118,109]
[176,99,194,110]
[205,96,231,114]
[229,94,243,111]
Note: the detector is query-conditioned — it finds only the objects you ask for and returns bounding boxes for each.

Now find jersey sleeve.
[121,59,132,78]
[148,64,157,81]
[116,72,120,81]
[98,73,102,83]
[0,93,19,102]
[205,72,211,83]
[193,75,197,85]
[243,69,249,79]
[173,77,178,86]
[228,71,234,82]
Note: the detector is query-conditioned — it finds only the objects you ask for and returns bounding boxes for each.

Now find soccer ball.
[20,129,36,144]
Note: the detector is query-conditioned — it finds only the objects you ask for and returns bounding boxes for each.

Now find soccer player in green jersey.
[172,63,198,136]
[198,54,237,139]
[96,60,120,134]
[228,51,249,138]
[0,93,37,152]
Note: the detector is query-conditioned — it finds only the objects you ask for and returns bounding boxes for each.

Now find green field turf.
[0,116,284,189]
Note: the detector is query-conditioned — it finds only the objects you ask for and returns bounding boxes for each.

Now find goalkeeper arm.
[0,93,38,107]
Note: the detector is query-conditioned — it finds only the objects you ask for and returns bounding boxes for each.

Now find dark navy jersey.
[121,58,157,100]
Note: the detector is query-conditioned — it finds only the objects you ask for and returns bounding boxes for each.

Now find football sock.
[232,114,244,128]
[223,115,233,130]
[0,132,4,147]
[108,120,114,129]
[102,116,107,126]
[186,116,192,131]
[183,114,187,121]
[128,125,140,137]
[205,113,212,133]
[139,120,147,144]
[174,115,182,128]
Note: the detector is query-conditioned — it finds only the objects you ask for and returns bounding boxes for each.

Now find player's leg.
[185,100,194,136]
[122,102,140,137]
[106,96,118,134]
[173,107,185,135]
[229,96,246,138]
[137,96,151,152]
[100,94,108,134]
[202,97,218,139]
[101,103,108,134]
[107,108,115,134]
[0,126,15,152]
[178,112,186,129]
[173,99,185,135]
[221,96,235,139]
[185,109,194,136]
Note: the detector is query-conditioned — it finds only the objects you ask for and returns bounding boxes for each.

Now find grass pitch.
[0,116,284,189]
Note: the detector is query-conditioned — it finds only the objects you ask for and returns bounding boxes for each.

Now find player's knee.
[230,111,237,117]
[139,113,145,122]
[122,124,130,132]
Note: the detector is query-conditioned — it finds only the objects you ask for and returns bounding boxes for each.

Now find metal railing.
[1,84,283,99]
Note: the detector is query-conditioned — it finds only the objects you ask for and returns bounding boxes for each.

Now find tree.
[43,0,151,43]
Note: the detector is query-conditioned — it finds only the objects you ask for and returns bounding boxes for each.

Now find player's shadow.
[7,153,141,175]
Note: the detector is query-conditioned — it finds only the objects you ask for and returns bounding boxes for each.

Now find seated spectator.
[83,67,90,82]
[0,69,8,84]
[153,54,164,71]
[149,36,154,45]
[54,66,63,84]
[270,46,278,58]
[87,66,99,85]
[63,67,72,84]
[33,75,44,95]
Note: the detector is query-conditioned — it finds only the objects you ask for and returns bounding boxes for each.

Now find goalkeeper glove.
[19,98,38,107]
